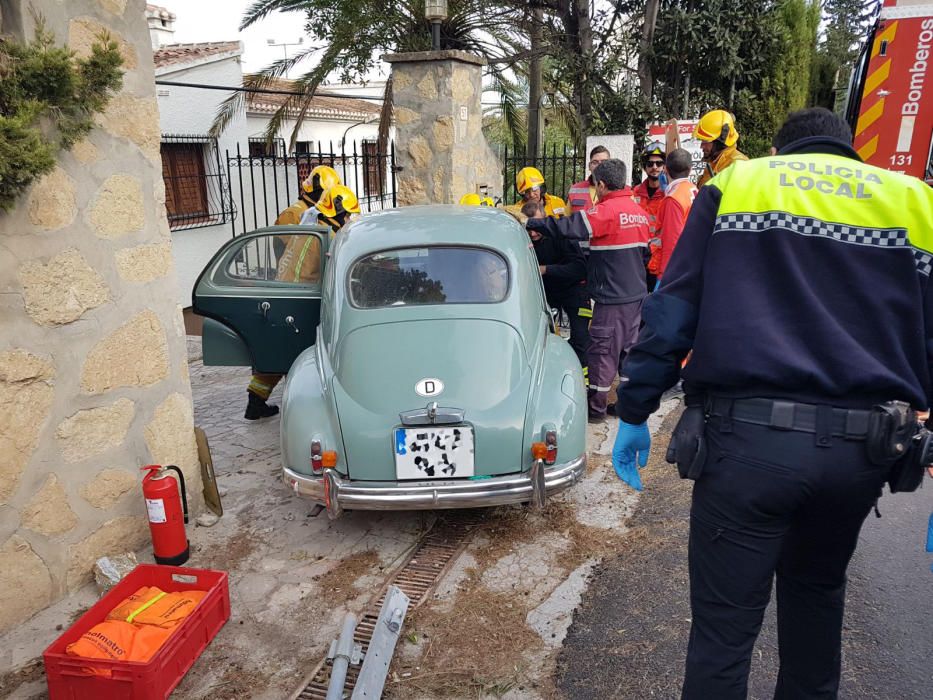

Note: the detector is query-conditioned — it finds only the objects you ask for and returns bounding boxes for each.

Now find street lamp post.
[267,37,304,77]
[424,0,448,51]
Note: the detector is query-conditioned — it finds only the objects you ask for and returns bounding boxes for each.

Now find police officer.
[611,107,933,698]
[521,199,590,372]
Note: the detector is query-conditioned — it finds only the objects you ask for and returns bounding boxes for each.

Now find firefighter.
[612,107,933,697]
[526,159,650,423]
[244,184,360,420]
[521,199,590,376]
[314,184,361,232]
[567,145,610,214]
[693,109,748,187]
[633,142,667,289]
[297,165,341,224]
[459,193,494,206]
[264,165,338,226]
[506,167,566,219]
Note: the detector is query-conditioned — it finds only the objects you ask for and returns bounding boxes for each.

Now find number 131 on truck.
[846,0,933,184]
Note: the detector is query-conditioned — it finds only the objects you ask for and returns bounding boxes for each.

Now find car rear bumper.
[282,454,587,518]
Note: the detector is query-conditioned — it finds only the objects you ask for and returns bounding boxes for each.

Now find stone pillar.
[385,50,503,205]
[0,0,201,634]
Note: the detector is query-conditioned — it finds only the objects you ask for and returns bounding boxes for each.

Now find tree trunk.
[576,0,593,142]
[638,0,660,101]
[527,7,543,161]
[682,71,690,119]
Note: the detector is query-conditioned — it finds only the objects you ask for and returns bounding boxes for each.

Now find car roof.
[336,205,528,260]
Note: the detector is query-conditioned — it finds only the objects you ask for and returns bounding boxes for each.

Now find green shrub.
[0,19,123,211]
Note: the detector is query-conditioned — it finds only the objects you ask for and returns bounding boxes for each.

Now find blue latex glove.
[612,420,651,491]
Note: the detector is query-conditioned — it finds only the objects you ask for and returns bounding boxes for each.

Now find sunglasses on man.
[646,160,665,168]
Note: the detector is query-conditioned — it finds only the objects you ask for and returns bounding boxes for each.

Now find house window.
[160,135,235,230]
[248,137,285,157]
[362,140,384,197]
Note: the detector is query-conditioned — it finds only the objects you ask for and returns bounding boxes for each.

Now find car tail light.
[544,430,558,465]
[310,439,323,474]
[322,450,338,468]
[531,442,547,460]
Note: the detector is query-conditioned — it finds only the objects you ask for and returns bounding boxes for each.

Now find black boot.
[244,391,279,420]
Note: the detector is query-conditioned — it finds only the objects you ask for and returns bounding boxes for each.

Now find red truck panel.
[852,1,933,182]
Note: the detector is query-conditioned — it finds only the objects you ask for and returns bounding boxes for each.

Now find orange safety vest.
[632,181,665,274]
[658,177,698,277]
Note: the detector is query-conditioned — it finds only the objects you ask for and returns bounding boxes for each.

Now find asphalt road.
[557,409,933,699]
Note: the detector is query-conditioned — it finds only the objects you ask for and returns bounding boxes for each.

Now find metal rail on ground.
[290,511,487,700]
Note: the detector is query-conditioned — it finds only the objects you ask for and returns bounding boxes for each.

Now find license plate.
[394,427,475,479]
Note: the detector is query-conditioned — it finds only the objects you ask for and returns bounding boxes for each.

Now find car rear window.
[349,247,509,308]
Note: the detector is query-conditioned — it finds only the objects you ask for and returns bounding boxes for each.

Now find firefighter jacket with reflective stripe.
[274,197,311,225]
[529,188,650,305]
[697,145,748,187]
[657,177,698,277]
[504,192,567,221]
[567,179,597,214]
[615,138,933,425]
[633,180,666,274]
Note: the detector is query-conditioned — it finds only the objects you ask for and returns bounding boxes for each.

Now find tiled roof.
[146,4,175,20]
[153,41,242,70]
[246,79,382,121]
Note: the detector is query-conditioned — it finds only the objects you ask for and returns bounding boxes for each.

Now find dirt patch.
[0,659,43,696]
[314,549,381,604]
[390,576,550,698]
[191,661,274,700]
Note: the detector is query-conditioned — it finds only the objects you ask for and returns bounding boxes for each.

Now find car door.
[193,226,329,374]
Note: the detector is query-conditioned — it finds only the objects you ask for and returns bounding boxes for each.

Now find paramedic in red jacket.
[527,159,650,422]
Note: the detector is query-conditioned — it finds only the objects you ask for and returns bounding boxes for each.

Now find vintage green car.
[193,206,587,518]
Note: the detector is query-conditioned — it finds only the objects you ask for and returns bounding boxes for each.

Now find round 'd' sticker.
[415,378,444,397]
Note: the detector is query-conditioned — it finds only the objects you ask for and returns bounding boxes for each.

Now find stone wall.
[0,0,201,634]
[386,51,502,205]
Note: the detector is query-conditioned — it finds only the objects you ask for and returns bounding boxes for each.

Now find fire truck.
[846,0,933,183]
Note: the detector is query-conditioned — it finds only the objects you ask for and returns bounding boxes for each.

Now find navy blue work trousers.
[683,412,889,699]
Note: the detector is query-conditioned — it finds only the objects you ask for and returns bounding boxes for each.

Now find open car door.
[193,226,329,374]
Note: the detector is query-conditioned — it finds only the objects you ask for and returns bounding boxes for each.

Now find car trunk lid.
[332,318,530,481]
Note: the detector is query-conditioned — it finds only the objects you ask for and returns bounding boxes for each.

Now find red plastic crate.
[43,564,230,700]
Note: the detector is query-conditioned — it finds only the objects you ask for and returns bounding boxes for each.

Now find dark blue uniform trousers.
[683,413,889,699]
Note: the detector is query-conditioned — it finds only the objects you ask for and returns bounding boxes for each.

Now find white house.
[149,5,392,311]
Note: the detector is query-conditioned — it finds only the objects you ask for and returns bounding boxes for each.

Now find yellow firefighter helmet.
[303,165,341,194]
[516,166,546,194]
[693,110,739,147]
[317,185,361,217]
[459,193,483,206]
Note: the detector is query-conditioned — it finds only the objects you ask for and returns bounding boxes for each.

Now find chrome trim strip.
[282,454,586,515]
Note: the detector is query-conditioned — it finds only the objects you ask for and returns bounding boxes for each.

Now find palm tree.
[210,0,531,153]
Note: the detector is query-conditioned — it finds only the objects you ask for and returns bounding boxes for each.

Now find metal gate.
[501,144,586,206]
[226,140,397,235]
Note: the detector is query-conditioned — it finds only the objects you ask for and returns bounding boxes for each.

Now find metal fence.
[160,134,235,230]
[226,140,397,236]
[500,144,587,206]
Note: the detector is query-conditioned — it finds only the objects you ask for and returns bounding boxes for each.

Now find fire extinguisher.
[141,464,189,566]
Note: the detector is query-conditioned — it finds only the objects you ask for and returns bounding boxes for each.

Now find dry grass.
[389,578,550,698]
